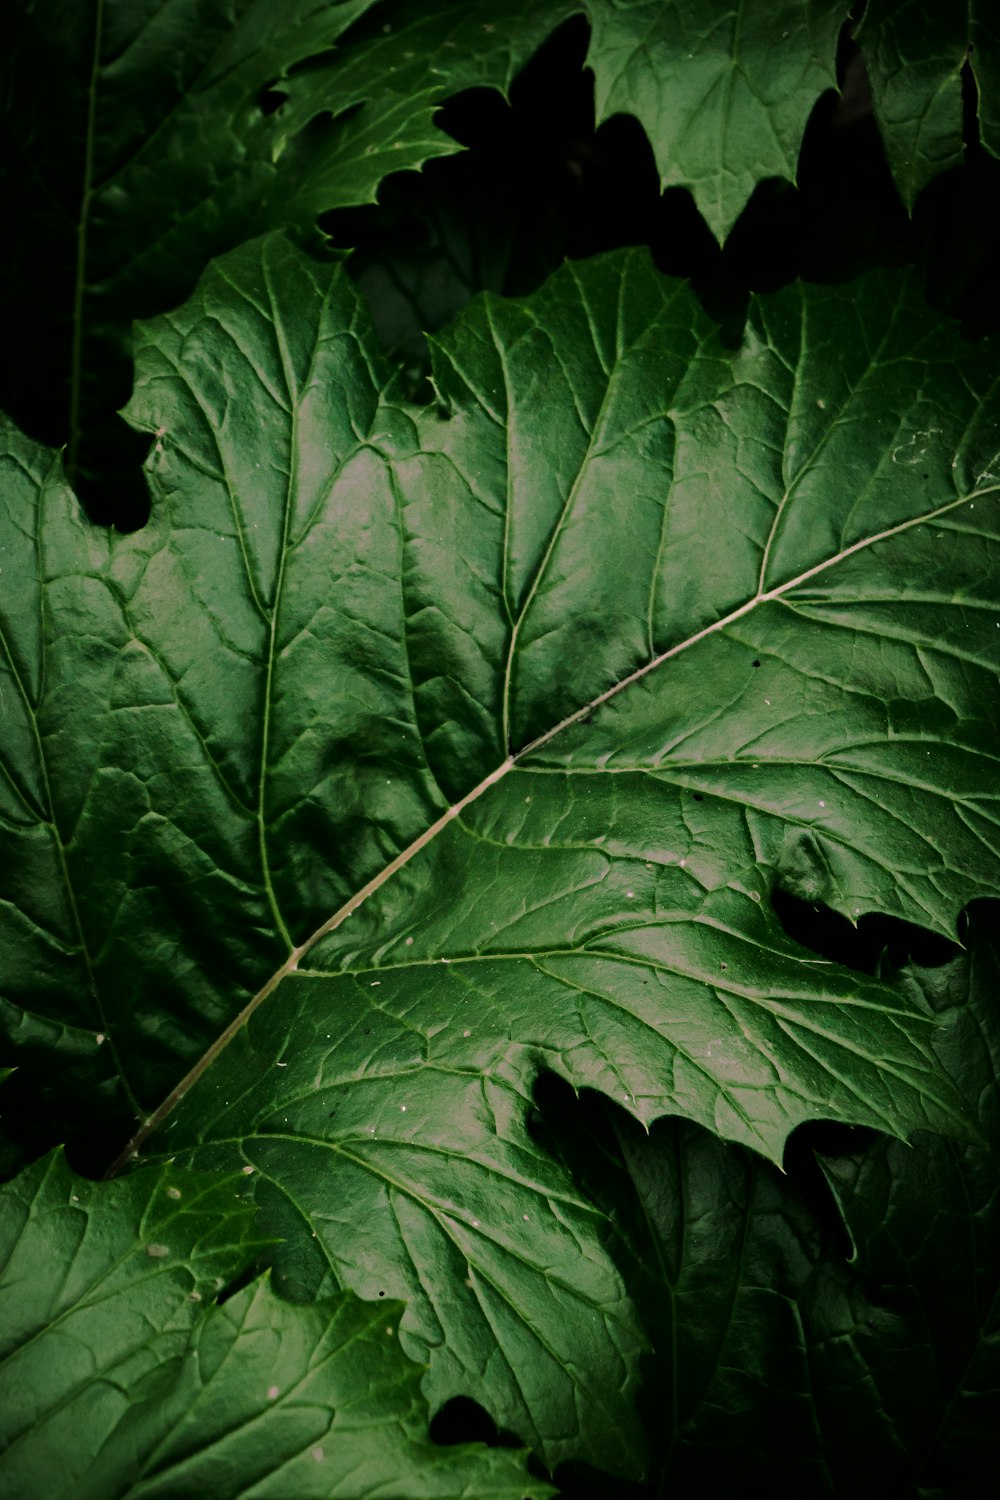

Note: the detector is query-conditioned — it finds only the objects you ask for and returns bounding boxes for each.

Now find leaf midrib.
[105,481,998,1176]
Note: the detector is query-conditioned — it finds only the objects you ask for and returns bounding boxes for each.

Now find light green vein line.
[517,484,1000,761]
[106,483,997,1173]
[105,755,515,1175]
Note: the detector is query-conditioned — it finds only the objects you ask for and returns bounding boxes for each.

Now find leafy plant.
[2,2,999,1495]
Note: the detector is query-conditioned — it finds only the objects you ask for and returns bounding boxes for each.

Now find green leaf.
[818,906,1000,1494]
[0,1151,549,1500]
[0,1,363,464]
[858,0,1000,212]
[4,234,1000,1470]
[536,909,1000,1495]
[276,0,578,220]
[530,1087,861,1495]
[583,0,850,241]
[0,0,568,477]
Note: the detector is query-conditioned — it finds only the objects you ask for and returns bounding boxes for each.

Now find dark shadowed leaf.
[537,906,1000,1496]
[858,0,1000,211]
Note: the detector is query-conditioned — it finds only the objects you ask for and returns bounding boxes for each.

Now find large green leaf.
[4,234,1000,1469]
[858,0,1000,212]
[0,1151,546,1499]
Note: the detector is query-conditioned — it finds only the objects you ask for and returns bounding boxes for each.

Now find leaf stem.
[105,481,999,1175]
[103,755,515,1176]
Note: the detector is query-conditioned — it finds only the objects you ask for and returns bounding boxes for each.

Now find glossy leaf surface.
[3,235,1000,1469]
[0,1152,546,1500]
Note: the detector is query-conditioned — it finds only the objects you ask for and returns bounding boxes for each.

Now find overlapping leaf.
[817,906,1000,1495]
[858,0,1000,212]
[11,0,998,499]
[1,0,361,466]
[583,0,849,240]
[275,0,578,221]
[539,906,1000,1496]
[3,234,1000,1469]
[0,1152,545,1499]
[0,0,564,480]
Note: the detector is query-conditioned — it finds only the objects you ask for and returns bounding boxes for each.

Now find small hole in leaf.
[257,83,287,116]
[752,659,761,667]
[430,1396,524,1450]
[771,887,961,973]
[215,1262,259,1307]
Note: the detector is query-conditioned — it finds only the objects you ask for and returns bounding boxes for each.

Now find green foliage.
[0,1153,547,1498]
[2,2,1000,1494]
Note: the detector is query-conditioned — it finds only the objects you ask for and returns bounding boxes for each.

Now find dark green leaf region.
[2,233,1000,1473]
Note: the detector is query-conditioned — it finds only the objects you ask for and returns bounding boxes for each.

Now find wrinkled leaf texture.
[0,1153,547,1499]
[3,232,1000,1472]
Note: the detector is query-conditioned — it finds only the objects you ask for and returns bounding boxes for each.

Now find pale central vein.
[105,481,997,1174]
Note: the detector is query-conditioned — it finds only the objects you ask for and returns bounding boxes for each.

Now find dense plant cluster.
[2,3,999,1495]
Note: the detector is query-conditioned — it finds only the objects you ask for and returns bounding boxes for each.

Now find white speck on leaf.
[268,1385,279,1400]
[146,1244,169,1258]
